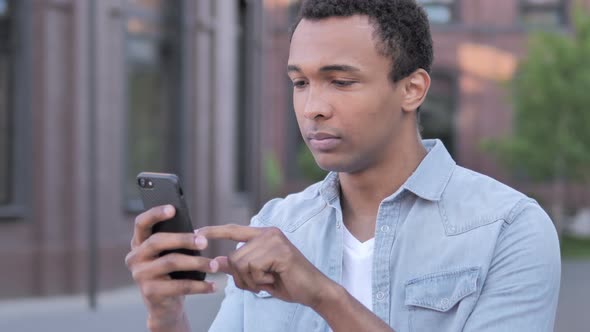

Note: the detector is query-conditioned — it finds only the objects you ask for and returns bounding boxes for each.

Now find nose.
[303,87,333,120]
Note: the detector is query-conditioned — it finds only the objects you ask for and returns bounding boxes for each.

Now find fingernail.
[210,281,217,292]
[209,259,219,273]
[194,235,207,248]
[163,205,175,216]
[193,229,199,234]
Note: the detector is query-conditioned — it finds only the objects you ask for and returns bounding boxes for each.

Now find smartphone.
[136,172,206,281]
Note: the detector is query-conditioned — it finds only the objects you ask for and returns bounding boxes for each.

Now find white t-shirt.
[328,225,374,332]
[341,225,375,311]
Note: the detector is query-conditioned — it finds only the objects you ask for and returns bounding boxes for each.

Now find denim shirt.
[208,139,561,332]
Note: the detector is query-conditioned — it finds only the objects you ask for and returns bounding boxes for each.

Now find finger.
[250,268,275,285]
[132,205,176,248]
[196,224,265,243]
[229,244,276,292]
[213,256,232,274]
[132,253,218,281]
[225,243,262,291]
[243,250,276,287]
[141,279,217,302]
[137,232,208,261]
[226,253,250,292]
[219,232,279,291]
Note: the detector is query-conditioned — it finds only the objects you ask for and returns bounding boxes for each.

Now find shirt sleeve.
[463,200,561,331]
[207,274,244,332]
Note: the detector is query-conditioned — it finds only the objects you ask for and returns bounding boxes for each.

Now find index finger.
[131,205,176,248]
[196,224,264,243]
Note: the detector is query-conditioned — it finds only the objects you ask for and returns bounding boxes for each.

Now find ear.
[400,69,431,113]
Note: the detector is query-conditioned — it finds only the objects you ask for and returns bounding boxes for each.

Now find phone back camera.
[138,178,154,188]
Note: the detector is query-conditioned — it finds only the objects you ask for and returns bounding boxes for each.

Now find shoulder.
[439,165,549,235]
[252,181,328,232]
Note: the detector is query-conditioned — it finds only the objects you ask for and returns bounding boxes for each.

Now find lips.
[307,132,341,151]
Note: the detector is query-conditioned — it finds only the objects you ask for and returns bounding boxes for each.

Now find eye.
[332,80,356,87]
[292,80,308,89]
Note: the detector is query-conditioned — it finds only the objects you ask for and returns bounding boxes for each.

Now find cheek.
[292,89,307,110]
[340,96,401,145]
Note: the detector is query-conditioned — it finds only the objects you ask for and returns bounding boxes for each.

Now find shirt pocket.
[405,267,479,332]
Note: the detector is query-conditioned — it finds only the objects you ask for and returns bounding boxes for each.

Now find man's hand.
[197,224,337,309]
[125,205,220,331]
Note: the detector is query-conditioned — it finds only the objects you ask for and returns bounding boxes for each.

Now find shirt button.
[336,221,341,229]
[380,225,390,233]
[376,291,385,300]
[440,298,450,307]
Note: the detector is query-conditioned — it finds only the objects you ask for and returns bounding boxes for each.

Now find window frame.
[0,0,31,220]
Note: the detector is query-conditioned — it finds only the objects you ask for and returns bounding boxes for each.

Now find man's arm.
[463,202,561,331]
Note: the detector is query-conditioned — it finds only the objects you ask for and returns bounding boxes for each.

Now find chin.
[313,155,355,173]
[313,152,373,174]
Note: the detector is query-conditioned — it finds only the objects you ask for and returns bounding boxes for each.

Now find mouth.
[307,132,342,151]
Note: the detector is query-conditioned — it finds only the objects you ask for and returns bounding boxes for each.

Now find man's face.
[288,15,407,174]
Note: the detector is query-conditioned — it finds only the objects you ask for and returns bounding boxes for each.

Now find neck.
[339,133,427,220]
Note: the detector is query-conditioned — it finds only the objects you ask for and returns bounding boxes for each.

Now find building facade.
[1,0,589,299]
[0,0,264,298]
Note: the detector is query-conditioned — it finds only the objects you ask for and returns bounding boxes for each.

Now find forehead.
[289,15,387,71]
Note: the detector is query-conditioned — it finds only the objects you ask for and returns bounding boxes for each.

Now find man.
[125,0,561,331]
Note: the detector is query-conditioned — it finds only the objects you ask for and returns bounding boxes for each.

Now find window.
[124,0,183,209]
[420,72,456,157]
[0,0,13,206]
[417,0,458,24]
[520,0,567,26]
[236,0,253,193]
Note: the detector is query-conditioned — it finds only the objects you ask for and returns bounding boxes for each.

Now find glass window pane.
[0,0,12,205]
[424,4,453,24]
[420,73,456,157]
[0,57,10,205]
[417,1,455,24]
[236,0,250,192]
[124,0,182,202]
[0,0,8,17]
[128,0,163,10]
[524,0,561,5]
[522,8,563,26]
[521,0,565,26]
[417,0,455,5]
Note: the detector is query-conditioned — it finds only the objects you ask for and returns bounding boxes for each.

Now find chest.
[243,204,504,332]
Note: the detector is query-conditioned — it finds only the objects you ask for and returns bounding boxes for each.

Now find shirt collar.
[318,139,456,203]
[319,171,340,205]
[402,139,456,201]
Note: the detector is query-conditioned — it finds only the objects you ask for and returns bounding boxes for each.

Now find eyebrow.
[287,64,361,74]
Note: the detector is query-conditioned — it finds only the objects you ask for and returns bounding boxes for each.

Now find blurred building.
[0,0,263,299]
[0,0,589,299]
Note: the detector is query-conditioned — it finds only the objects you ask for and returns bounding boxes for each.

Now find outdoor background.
[0,0,589,331]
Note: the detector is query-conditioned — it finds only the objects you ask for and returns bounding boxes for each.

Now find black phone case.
[136,172,206,281]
